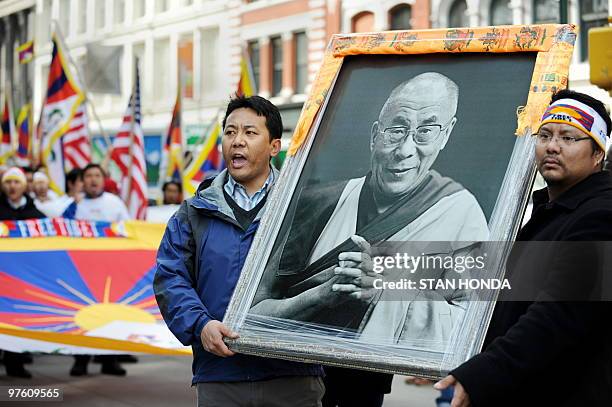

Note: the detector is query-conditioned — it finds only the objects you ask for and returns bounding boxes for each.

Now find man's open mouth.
[231,153,248,168]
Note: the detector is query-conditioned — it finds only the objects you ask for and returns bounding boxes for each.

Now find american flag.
[110,64,147,220]
[62,103,91,170]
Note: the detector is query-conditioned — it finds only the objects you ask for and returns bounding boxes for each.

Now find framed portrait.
[223,24,578,378]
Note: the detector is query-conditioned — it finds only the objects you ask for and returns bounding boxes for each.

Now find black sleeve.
[451,209,612,406]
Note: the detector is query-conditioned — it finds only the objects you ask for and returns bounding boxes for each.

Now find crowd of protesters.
[0,163,184,379]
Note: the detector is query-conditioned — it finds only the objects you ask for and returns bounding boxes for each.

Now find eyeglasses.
[379,117,455,147]
[533,132,591,147]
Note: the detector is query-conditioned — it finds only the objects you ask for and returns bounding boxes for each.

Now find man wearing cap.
[0,167,45,378]
[435,90,612,406]
[0,167,45,221]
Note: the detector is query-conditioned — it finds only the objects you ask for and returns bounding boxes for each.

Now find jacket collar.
[533,170,612,211]
[190,167,280,222]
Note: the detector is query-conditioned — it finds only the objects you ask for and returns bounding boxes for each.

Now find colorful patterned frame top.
[289,24,577,155]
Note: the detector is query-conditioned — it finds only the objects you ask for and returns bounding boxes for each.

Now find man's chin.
[540,169,565,184]
[227,167,251,183]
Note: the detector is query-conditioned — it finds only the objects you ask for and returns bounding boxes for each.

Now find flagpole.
[52,21,114,166]
[126,58,138,210]
[178,58,185,182]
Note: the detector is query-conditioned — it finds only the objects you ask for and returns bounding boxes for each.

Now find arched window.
[533,0,558,23]
[448,0,468,28]
[351,11,375,33]
[490,0,513,25]
[389,4,412,30]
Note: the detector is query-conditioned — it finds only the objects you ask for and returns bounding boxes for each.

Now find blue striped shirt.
[223,167,276,211]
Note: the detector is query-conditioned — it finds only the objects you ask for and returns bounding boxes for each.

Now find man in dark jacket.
[0,167,45,220]
[0,166,45,378]
[435,90,612,406]
[154,95,324,407]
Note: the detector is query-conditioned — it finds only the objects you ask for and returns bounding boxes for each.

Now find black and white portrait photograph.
[224,51,542,375]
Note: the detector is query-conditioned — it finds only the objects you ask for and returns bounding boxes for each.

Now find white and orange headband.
[1,167,27,185]
[538,98,609,151]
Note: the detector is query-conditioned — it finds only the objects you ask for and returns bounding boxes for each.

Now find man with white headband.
[0,167,45,221]
[435,90,612,406]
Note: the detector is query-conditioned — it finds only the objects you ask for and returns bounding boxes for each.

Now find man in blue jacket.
[154,95,324,407]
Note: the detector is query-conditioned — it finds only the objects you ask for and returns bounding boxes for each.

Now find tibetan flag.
[183,121,224,196]
[15,104,31,165]
[39,34,87,195]
[0,91,16,164]
[17,40,34,64]
[0,219,189,355]
[164,88,183,182]
[236,50,256,97]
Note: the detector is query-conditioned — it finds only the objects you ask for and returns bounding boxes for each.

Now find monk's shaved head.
[370,72,460,203]
[379,72,459,122]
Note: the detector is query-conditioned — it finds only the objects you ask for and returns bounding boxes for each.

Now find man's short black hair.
[551,89,611,140]
[65,168,83,193]
[162,180,182,193]
[222,95,283,140]
[82,163,105,177]
[21,166,34,174]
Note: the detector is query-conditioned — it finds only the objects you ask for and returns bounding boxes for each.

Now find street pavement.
[0,355,439,406]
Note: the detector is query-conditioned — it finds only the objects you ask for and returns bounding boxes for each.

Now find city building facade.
[430,0,611,103]
[0,0,610,197]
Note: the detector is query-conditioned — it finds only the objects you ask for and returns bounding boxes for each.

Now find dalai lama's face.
[370,74,457,201]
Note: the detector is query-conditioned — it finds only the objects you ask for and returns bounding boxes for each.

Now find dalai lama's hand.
[333,235,381,301]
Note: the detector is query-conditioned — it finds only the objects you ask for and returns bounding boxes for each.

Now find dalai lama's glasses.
[379,117,455,147]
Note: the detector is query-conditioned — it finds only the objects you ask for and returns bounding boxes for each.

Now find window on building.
[579,0,608,61]
[154,38,170,100]
[38,0,52,42]
[96,0,106,30]
[156,0,169,13]
[134,0,146,19]
[533,0,558,23]
[490,0,513,25]
[76,0,87,34]
[58,0,70,35]
[389,4,412,30]
[114,0,126,24]
[294,32,307,94]
[200,28,219,99]
[351,11,375,33]
[448,0,468,28]
[247,40,260,93]
[178,36,194,99]
[271,36,283,96]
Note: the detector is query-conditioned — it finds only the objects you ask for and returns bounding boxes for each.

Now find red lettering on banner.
[53,218,68,236]
[79,221,94,238]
